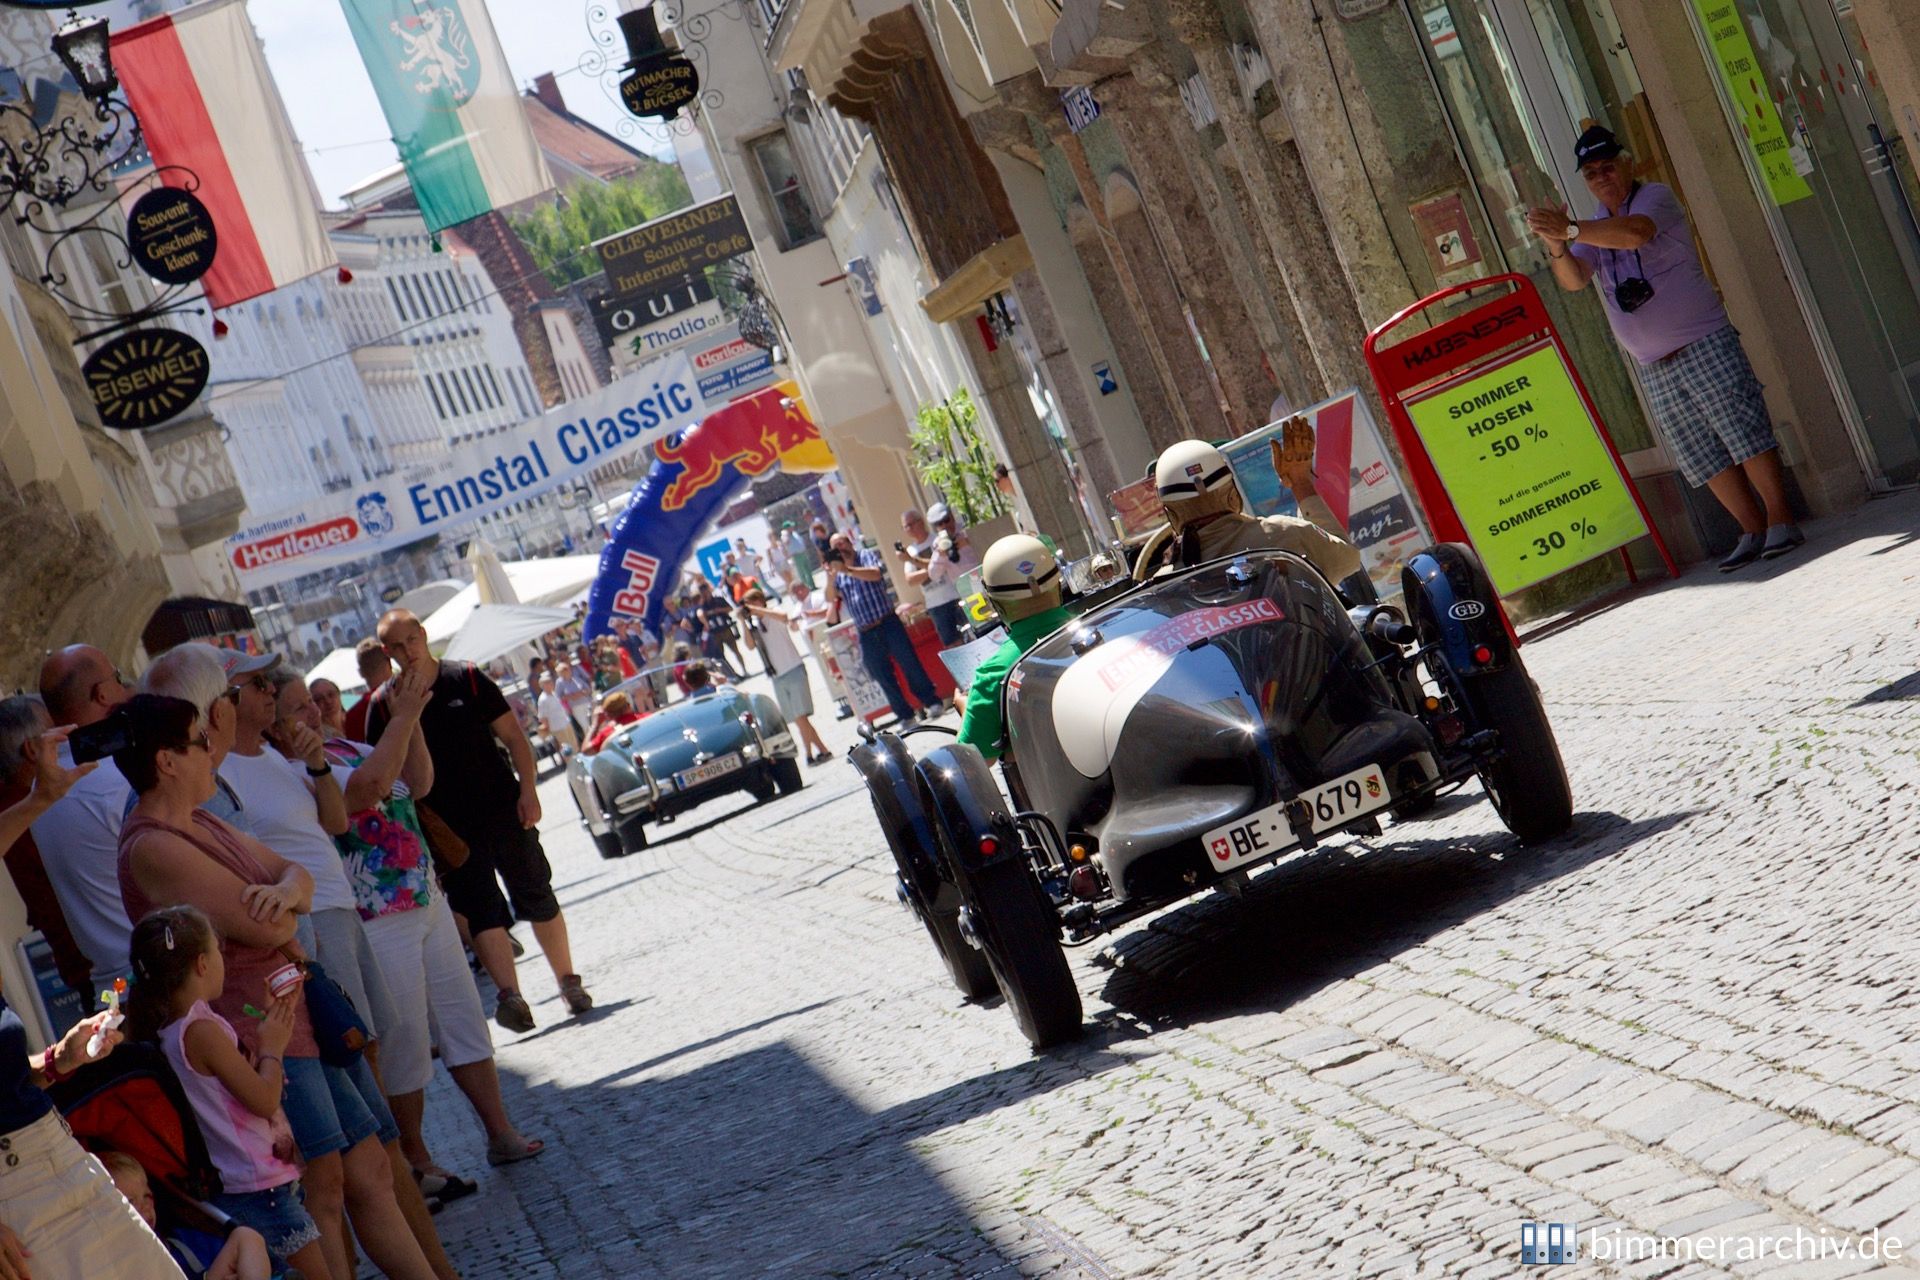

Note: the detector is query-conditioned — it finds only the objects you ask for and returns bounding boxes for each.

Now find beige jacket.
[1188,510,1365,586]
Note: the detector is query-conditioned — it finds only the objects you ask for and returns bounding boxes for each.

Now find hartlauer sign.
[232,516,359,572]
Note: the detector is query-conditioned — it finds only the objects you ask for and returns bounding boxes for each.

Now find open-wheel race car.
[568,676,803,858]
[853,543,1572,1050]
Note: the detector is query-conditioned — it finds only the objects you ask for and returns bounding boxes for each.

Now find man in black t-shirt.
[372,609,592,1034]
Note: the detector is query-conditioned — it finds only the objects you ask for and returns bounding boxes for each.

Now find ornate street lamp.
[50,14,114,99]
[0,9,139,213]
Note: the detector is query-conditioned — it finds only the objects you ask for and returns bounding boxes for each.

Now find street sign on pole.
[1362,272,1676,608]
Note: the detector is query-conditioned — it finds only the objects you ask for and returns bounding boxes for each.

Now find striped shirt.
[833,548,895,629]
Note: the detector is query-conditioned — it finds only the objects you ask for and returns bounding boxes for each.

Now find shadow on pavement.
[1852,672,1920,705]
[501,997,647,1045]
[1093,807,1696,1027]
[556,868,666,909]
[465,1038,1060,1278]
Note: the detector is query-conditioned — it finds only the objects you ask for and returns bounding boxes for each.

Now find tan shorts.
[0,1110,185,1278]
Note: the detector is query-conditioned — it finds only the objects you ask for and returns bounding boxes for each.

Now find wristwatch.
[1565,220,1582,241]
[306,763,331,777]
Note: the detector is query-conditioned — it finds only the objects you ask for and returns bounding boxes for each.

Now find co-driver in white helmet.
[956,534,1072,761]
[1134,418,1364,589]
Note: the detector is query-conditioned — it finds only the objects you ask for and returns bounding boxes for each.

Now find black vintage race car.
[853,543,1572,1050]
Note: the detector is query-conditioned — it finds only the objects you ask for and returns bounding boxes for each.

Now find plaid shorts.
[1639,325,1778,487]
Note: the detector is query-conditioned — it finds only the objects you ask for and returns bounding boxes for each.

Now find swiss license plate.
[1202,762,1391,874]
[675,754,742,789]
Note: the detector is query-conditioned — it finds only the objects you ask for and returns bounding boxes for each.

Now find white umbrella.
[500,554,601,607]
[420,585,481,646]
[441,604,574,665]
[393,578,465,619]
[468,536,517,605]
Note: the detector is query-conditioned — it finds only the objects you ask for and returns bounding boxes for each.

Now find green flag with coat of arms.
[338,0,555,231]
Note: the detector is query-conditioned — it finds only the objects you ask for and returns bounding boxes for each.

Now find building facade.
[667,0,1151,571]
[0,7,247,684]
[741,0,1920,585]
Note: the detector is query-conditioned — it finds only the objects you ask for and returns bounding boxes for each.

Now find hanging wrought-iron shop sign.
[126,186,218,285]
[620,56,699,119]
[83,327,210,429]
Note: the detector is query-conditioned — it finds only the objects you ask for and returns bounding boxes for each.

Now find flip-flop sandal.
[486,1137,546,1167]
[414,1170,480,1203]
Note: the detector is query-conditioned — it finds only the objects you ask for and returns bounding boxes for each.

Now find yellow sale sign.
[1405,340,1647,594]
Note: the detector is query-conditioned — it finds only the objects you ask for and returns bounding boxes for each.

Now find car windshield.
[613,689,738,752]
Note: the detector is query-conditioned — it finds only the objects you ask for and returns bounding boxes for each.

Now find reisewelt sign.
[224,348,707,590]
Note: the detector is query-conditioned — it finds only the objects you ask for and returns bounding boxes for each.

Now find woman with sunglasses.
[114,696,438,1280]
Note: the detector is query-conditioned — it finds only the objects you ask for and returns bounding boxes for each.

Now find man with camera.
[823,531,942,727]
[1529,124,1800,572]
[897,503,979,647]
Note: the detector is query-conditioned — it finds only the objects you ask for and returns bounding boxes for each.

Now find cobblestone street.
[410,493,1920,1279]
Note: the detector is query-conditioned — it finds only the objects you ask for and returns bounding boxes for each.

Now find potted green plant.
[909,388,1007,527]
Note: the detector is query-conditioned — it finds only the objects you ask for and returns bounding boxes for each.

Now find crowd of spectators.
[0,616,587,1278]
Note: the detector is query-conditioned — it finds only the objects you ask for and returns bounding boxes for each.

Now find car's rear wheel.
[916,887,996,1001]
[593,830,624,860]
[745,770,777,802]
[856,736,994,1001]
[771,756,803,795]
[616,814,649,854]
[1455,658,1572,844]
[954,858,1082,1050]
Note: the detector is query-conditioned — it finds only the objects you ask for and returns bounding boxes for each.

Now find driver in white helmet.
[956,535,1073,761]
[1137,425,1364,588]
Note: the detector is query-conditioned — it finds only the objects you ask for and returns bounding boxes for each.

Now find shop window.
[748,131,822,249]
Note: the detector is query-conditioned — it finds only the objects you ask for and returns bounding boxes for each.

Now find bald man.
[370,610,590,1033]
[32,646,136,994]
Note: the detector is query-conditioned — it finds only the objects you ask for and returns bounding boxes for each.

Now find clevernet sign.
[225,347,707,590]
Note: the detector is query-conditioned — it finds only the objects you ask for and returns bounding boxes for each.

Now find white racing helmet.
[980,534,1061,623]
[1153,439,1243,530]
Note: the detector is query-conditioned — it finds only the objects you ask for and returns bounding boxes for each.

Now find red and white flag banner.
[112,0,335,308]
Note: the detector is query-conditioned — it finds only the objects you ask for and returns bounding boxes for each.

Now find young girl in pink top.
[126,906,329,1279]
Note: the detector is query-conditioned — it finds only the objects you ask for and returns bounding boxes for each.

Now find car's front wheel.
[955,858,1083,1050]
[1455,657,1573,844]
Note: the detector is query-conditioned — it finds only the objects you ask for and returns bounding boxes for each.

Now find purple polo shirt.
[1569,182,1728,364]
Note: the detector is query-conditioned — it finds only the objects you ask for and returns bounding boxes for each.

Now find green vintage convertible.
[566,673,804,857]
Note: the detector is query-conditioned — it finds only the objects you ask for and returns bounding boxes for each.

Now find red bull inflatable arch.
[583,383,835,643]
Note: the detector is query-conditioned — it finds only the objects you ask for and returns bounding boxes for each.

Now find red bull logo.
[611,549,661,616]
[652,388,831,511]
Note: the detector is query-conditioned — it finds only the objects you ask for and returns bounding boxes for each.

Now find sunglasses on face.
[244,674,275,693]
[173,729,212,755]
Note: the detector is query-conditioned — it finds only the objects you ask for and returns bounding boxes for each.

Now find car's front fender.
[1402,543,1515,673]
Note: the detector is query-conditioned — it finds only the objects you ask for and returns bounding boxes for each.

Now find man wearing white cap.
[900,503,979,646]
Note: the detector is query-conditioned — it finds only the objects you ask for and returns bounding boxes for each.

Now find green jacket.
[957,605,1073,760]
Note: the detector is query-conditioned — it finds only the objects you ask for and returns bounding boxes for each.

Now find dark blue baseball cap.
[1574,125,1624,167]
